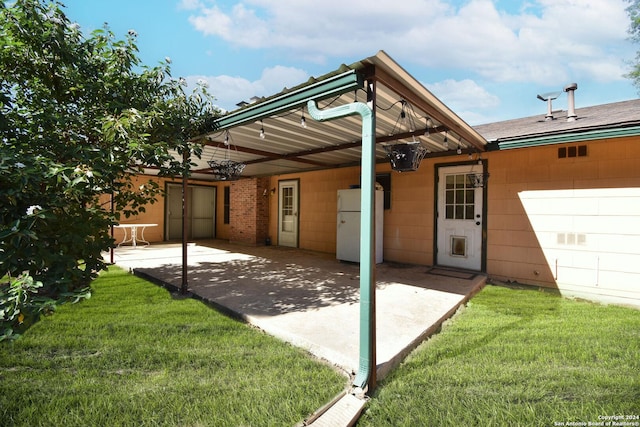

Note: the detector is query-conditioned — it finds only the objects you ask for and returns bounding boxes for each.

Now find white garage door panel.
[519,188,640,306]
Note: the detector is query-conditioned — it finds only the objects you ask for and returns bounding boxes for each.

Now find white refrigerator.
[336,189,384,264]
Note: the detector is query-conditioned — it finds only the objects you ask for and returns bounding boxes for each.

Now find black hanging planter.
[207,159,246,181]
[384,143,429,172]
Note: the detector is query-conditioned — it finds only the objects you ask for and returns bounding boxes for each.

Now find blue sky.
[61,0,637,125]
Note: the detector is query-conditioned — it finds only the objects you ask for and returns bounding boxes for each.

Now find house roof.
[475,98,640,149]
[174,51,488,181]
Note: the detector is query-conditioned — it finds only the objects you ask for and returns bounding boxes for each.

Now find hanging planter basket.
[383,142,429,172]
[207,130,246,181]
[207,159,246,181]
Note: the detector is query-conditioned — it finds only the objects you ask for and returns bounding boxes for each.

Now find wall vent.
[558,145,587,158]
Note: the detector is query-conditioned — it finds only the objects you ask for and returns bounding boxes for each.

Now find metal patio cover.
[169,50,488,181]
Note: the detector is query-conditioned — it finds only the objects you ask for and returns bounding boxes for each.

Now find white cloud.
[189,3,270,46]
[424,78,501,124]
[177,0,203,11]
[426,79,500,110]
[184,0,634,84]
[185,65,309,111]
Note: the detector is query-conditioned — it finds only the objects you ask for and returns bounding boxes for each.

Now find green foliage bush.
[0,0,218,339]
[0,274,48,341]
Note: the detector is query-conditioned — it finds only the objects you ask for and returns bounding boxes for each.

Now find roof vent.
[564,83,578,122]
[537,91,562,121]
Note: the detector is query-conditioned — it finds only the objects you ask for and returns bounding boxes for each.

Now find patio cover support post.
[110,191,114,264]
[307,98,377,392]
[181,148,189,294]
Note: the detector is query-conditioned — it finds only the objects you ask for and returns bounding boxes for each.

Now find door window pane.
[281,187,294,232]
[446,175,455,189]
[444,173,476,220]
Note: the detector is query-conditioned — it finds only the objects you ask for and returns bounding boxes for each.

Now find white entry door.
[436,165,484,270]
[278,180,299,247]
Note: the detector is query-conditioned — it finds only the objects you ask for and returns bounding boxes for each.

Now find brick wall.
[229,177,270,245]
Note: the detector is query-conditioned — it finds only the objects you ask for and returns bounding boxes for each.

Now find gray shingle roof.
[474,99,640,142]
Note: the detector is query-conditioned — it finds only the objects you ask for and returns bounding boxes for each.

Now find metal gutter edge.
[214,70,364,130]
[493,125,640,150]
[307,99,376,392]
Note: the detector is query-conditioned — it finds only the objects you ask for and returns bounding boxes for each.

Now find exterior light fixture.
[466,152,489,187]
[259,120,265,139]
[300,109,307,128]
[424,117,433,136]
[467,172,490,188]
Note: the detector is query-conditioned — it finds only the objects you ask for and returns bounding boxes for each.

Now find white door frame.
[278,179,299,247]
[435,161,487,271]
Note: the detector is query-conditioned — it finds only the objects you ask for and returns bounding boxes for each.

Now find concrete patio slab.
[107,241,485,381]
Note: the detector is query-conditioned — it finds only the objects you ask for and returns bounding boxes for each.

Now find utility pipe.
[307,99,376,391]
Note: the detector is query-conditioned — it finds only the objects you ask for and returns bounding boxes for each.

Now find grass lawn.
[358,284,640,426]
[0,266,347,427]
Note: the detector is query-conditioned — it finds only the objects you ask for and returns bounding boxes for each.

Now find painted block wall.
[110,175,166,244]
[486,136,640,308]
[268,167,361,253]
[381,159,435,266]
[107,175,220,244]
[266,160,436,265]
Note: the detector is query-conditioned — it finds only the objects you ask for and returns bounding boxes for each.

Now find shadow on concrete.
[109,241,486,378]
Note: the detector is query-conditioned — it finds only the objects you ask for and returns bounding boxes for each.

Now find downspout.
[307,99,377,391]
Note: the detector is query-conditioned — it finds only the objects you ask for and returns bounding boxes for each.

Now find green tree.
[0,0,218,339]
[627,0,640,89]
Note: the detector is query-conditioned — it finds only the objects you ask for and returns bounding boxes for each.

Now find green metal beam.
[214,70,364,130]
[307,99,376,392]
[494,125,640,150]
